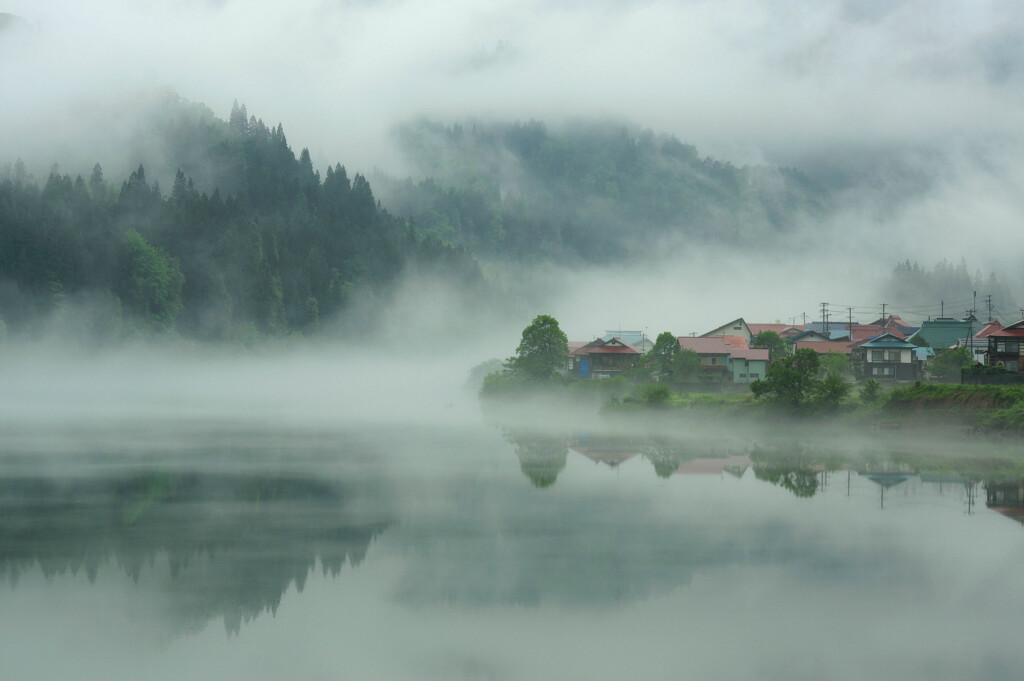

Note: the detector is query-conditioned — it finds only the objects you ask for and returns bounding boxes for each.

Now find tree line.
[0,100,487,341]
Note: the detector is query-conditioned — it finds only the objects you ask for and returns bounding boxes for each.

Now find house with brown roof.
[569,337,642,378]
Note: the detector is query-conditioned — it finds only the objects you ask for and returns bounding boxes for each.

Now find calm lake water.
[3,415,1024,681]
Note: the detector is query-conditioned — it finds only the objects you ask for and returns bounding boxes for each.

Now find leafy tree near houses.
[819,351,851,378]
[646,331,680,380]
[750,348,821,407]
[752,330,789,362]
[928,346,973,383]
[505,314,569,381]
[667,348,701,387]
[751,348,852,409]
[815,372,852,404]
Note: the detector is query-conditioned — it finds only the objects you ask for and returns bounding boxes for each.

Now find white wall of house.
[864,348,911,363]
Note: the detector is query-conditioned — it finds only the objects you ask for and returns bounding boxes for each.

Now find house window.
[997,339,1020,354]
[750,373,759,379]
[710,357,716,365]
[1007,361,1019,372]
[871,350,884,362]
[740,373,747,379]
[885,349,902,362]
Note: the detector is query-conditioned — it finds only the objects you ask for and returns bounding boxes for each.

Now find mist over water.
[3,1,1024,679]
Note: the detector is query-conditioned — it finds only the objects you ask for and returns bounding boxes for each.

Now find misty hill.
[373,119,833,263]
[0,96,489,341]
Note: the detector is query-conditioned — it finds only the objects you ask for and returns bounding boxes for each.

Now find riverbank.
[603,382,1024,437]
[480,381,1024,438]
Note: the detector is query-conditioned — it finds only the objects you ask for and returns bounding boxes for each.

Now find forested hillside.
[373,119,832,263]
[0,98,486,341]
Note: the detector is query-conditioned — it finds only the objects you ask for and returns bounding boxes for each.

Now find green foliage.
[633,382,673,407]
[646,331,679,380]
[750,348,821,408]
[818,351,851,378]
[0,100,495,341]
[751,348,850,410]
[506,314,569,381]
[928,346,972,383]
[667,349,701,387]
[886,383,1024,411]
[859,379,882,403]
[114,229,184,332]
[752,330,789,362]
[376,119,832,263]
[815,372,852,405]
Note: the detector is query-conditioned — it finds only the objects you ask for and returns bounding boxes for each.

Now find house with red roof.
[677,336,768,383]
[748,323,804,339]
[794,340,854,357]
[569,337,642,378]
[986,320,1024,372]
[678,336,732,382]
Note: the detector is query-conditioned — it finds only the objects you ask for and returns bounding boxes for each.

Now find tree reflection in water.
[0,471,393,635]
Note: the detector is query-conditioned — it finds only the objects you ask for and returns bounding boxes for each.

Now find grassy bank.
[601,382,1024,436]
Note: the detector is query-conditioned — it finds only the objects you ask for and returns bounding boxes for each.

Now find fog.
[4,0,1022,168]
[4,0,1023,325]
[4,5,1024,675]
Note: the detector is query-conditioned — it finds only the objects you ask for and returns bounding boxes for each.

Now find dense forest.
[373,118,833,263]
[0,97,487,341]
[2,95,1019,341]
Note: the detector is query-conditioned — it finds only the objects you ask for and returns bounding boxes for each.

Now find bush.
[635,382,673,407]
[859,379,882,403]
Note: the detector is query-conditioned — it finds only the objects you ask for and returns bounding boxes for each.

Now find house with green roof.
[852,333,922,381]
[916,317,973,349]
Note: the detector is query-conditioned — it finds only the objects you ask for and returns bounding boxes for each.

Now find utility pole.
[821,302,829,335]
[986,294,992,322]
[802,312,807,327]
[880,303,887,332]
[848,307,853,336]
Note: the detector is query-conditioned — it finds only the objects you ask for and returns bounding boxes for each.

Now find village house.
[851,332,921,381]
[729,347,769,383]
[987,320,1024,372]
[702,318,804,344]
[916,317,973,349]
[568,337,642,378]
[677,336,733,383]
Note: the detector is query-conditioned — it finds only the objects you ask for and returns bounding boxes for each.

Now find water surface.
[3,419,1024,681]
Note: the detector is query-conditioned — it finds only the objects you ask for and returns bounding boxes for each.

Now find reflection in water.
[0,470,393,634]
[504,430,568,488]
[6,423,1024,681]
